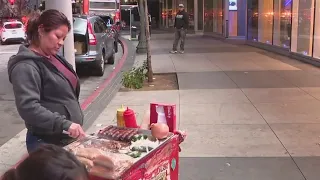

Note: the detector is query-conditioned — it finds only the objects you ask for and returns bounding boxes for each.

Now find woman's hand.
[67,123,86,138]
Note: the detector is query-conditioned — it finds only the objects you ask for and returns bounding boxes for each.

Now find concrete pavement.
[87,33,320,180]
[0,44,25,146]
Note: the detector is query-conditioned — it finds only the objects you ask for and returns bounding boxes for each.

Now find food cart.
[3,103,185,180]
[65,125,186,180]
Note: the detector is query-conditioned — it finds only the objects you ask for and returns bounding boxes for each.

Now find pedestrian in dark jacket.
[7,9,85,153]
[170,4,189,54]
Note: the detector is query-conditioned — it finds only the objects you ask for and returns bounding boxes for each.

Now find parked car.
[0,20,26,45]
[73,15,116,76]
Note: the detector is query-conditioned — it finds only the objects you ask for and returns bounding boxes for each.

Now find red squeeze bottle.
[123,107,138,128]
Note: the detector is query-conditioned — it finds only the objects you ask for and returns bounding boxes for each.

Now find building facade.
[160,0,320,62]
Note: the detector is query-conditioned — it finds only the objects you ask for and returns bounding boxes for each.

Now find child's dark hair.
[2,144,88,180]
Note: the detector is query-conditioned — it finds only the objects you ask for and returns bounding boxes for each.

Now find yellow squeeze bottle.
[116,105,126,127]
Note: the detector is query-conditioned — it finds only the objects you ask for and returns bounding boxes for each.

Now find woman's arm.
[10,62,72,134]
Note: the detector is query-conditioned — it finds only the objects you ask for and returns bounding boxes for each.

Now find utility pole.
[45,0,76,71]
[136,0,147,54]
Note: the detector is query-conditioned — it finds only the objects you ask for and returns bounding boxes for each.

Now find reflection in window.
[291,0,315,56]
[163,0,167,27]
[213,0,223,33]
[204,0,213,32]
[198,0,203,30]
[187,0,195,30]
[247,0,259,41]
[203,0,223,34]
[273,0,292,48]
[168,0,173,27]
[258,0,273,44]
[313,0,320,58]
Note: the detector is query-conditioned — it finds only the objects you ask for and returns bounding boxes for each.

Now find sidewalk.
[87,33,320,180]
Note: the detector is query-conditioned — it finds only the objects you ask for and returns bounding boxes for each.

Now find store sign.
[229,0,237,11]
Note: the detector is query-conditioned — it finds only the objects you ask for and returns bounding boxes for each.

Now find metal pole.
[83,0,89,15]
[45,0,76,71]
[224,0,229,38]
[165,0,168,28]
[129,8,132,39]
[194,0,198,31]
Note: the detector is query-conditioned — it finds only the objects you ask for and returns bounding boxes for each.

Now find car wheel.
[107,51,115,65]
[95,54,105,76]
[0,40,5,45]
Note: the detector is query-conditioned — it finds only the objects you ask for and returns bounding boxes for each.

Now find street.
[0,44,24,146]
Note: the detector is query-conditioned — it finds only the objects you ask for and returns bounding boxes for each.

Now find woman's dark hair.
[2,144,89,180]
[26,9,71,45]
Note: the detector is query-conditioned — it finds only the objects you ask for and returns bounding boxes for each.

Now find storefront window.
[168,0,173,27]
[258,0,273,44]
[291,0,315,56]
[203,0,223,34]
[198,0,203,30]
[273,0,292,48]
[247,0,259,41]
[187,0,194,30]
[163,0,167,27]
[212,0,223,33]
[313,0,320,58]
[204,0,213,32]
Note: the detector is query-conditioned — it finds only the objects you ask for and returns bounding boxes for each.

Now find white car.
[0,20,26,45]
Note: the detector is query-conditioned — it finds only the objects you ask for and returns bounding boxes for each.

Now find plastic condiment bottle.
[116,105,125,127]
[123,107,138,128]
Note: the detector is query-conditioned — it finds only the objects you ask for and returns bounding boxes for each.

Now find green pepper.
[131,135,139,142]
[143,135,148,139]
[133,151,142,158]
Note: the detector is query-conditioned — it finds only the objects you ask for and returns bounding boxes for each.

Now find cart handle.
[174,130,186,152]
[174,130,186,144]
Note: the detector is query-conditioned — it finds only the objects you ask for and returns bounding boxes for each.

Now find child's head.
[2,144,88,180]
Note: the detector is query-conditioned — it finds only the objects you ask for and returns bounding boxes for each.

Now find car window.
[4,23,22,29]
[97,18,107,32]
[89,1,115,9]
[100,16,114,25]
[93,20,103,33]
[73,17,87,35]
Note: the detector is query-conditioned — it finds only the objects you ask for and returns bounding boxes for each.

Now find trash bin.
[131,26,137,39]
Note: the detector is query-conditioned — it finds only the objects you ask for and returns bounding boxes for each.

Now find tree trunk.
[136,0,147,54]
[144,0,153,82]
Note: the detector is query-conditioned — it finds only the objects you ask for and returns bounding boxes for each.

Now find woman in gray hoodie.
[7,9,85,153]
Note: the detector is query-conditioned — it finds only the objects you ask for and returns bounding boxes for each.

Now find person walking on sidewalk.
[148,13,152,37]
[170,4,189,54]
[7,9,86,153]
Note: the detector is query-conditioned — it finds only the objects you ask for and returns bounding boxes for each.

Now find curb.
[81,38,129,110]
[2,38,130,172]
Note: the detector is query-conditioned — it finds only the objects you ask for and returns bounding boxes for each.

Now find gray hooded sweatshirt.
[7,45,83,143]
